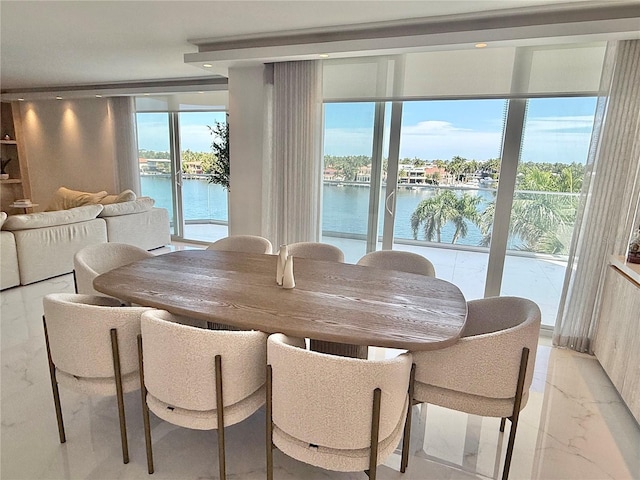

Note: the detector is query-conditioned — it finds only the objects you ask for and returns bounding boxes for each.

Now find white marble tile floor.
[2,251,638,479]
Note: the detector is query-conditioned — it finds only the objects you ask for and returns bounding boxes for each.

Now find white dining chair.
[206,235,273,254]
[266,333,414,480]
[138,309,268,479]
[74,242,153,296]
[286,242,344,262]
[42,293,152,464]
[357,250,436,277]
[403,296,541,479]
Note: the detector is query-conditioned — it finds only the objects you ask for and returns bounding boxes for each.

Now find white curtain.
[553,40,640,353]
[264,61,323,248]
[108,97,140,194]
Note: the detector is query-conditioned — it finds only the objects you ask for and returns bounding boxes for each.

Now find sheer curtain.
[107,97,140,194]
[554,40,640,353]
[263,60,323,248]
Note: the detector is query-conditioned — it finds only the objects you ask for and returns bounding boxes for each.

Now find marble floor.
[1,253,639,479]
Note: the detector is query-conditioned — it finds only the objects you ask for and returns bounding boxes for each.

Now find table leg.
[309,339,368,359]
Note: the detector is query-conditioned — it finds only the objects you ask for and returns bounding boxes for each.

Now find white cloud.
[400,121,502,160]
[525,115,594,132]
[402,120,470,136]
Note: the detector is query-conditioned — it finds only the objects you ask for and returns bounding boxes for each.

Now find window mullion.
[484,98,527,297]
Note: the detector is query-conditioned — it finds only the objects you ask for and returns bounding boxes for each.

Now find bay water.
[141,175,497,247]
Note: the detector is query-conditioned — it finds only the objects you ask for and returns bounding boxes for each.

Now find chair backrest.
[43,293,151,378]
[357,250,436,277]
[414,296,541,400]
[206,235,273,254]
[141,309,268,411]
[286,242,344,262]
[74,242,153,295]
[267,333,412,450]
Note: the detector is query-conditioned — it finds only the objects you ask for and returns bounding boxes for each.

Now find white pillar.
[228,65,268,236]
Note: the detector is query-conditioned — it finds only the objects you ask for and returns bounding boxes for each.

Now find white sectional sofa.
[1,198,170,287]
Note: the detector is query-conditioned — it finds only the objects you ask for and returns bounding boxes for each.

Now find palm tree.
[411,190,481,244]
[450,193,481,243]
[479,192,577,254]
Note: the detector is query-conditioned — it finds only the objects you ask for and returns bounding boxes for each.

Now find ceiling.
[1,0,639,96]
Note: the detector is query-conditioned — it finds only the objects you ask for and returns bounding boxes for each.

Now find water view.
[142,175,544,249]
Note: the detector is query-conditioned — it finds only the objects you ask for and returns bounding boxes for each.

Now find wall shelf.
[1,101,31,212]
[611,255,640,285]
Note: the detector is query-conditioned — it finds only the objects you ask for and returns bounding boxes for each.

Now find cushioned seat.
[206,235,273,254]
[357,250,436,277]
[286,242,344,262]
[138,309,268,478]
[74,242,153,296]
[42,293,152,464]
[266,333,413,479]
[403,296,541,479]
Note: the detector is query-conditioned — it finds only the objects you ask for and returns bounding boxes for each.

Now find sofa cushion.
[100,189,137,205]
[103,207,170,250]
[98,197,155,217]
[3,205,104,231]
[47,187,108,211]
[13,219,108,285]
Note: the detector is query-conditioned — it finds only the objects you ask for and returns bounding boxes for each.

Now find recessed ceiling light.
[18,98,24,101]
[319,54,330,58]
[475,43,488,48]
[95,94,102,98]
[198,91,204,94]
[56,96,63,100]
[143,93,150,96]
[203,63,213,68]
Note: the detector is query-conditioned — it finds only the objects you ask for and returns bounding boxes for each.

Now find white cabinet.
[594,259,640,424]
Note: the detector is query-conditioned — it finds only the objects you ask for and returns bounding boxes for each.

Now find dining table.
[93,249,468,357]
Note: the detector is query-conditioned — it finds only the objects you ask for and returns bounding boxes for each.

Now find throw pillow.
[100,189,137,205]
[47,187,108,211]
[0,211,7,229]
[3,205,104,231]
[98,197,155,217]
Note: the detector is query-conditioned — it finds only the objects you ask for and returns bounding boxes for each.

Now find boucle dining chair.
[266,333,414,480]
[357,250,436,277]
[206,235,273,254]
[138,309,268,479]
[42,293,152,464]
[286,242,345,262]
[402,296,541,479]
[74,242,153,296]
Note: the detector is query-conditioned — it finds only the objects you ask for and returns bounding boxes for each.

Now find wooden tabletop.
[93,249,468,351]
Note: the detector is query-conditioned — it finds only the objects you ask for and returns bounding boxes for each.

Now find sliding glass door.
[321,102,391,262]
[136,111,228,242]
[321,96,597,327]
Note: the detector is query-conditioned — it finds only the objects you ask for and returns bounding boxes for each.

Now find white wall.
[228,65,268,235]
[19,98,118,209]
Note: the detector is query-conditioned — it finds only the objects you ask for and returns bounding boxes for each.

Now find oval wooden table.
[93,249,468,355]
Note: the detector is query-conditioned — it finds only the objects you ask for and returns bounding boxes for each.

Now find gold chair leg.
[110,328,129,464]
[366,388,382,480]
[43,315,66,444]
[500,417,506,432]
[72,270,78,293]
[502,347,529,480]
[400,363,416,473]
[137,334,154,474]
[266,364,274,480]
[215,355,226,480]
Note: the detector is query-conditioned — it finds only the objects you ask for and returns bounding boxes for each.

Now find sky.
[137,97,597,165]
